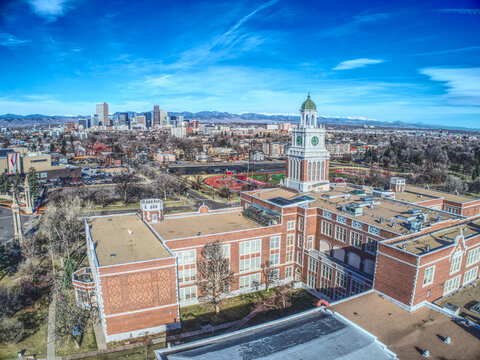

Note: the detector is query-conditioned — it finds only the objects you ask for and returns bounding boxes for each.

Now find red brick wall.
[374,243,417,306]
[99,258,179,336]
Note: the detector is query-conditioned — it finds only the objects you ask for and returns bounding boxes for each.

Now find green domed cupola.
[301,92,316,111]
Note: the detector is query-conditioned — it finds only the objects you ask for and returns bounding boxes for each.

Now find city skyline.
[0,0,479,127]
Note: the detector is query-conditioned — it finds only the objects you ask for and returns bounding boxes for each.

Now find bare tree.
[191,175,204,191]
[114,172,139,205]
[196,241,234,314]
[56,289,91,348]
[40,196,84,275]
[155,174,175,200]
[261,260,278,292]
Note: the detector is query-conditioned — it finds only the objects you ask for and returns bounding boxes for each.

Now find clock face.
[311,136,319,146]
[296,136,302,145]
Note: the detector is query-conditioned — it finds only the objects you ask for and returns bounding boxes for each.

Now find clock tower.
[284,93,330,192]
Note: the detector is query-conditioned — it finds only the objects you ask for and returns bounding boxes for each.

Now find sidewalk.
[46,293,56,360]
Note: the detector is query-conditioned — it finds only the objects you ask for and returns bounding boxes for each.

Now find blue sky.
[0,0,479,127]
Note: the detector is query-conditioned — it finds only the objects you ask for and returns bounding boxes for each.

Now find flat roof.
[394,191,438,204]
[88,214,171,266]
[406,185,477,204]
[156,309,395,359]
[436,279,480,321]
[151,211,261,240]
[252,186,460,236]
[331,292,480,360]
[392,219,480,254]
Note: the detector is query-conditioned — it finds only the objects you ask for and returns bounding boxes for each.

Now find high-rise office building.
[153,105,160,127]
[145,112,152,128]
[160,110,168,126]
[91,114,99,127]
[118,113,130,128]
[78,118,90,129]
[136,115,146,127]
[96,102,108,126]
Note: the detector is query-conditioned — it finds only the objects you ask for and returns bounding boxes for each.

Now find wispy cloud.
[27,0,74,21]
[420,67,480,106]
[437,9,480,15]
[408,46,480,57]
[161,0,280,70]
[333,58,384,70]
[322,12,390,37]
[0,32,30,47]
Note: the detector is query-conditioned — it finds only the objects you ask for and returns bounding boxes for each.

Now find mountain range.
[0,112,478,132]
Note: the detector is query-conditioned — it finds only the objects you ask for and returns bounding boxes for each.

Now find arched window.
[347,252,361,269]
[319,240,331,255]
[363,258,375,275]
[332,246,345,262]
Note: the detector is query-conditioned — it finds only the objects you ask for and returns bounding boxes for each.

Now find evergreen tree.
[0,173,10,194]
[12,173,22,193]
[27,167,40,199]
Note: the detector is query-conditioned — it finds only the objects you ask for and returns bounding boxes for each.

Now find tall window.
[270,236,280,250]
[239,273,261,289]
[175,250,196,265]
[179,286,197,301]
[349,232,363,248]
[463,267,478,285]
[178,268,196,283]
[321,220,332,237]
[450,252,463,274]
[270,253,280,266]
[240,239,261,255]
[350,279,365,295]
[365,237,377,254]
[287,220,295,231]
[285,266,293,279]
[444,275,461,295]
[321,264,332,281]
[334,226,347,243]
[296,251,303,265]
[423,266,435,286]
[308,257,319,274]
[467,247,480,267]
[239,257,261,272]
[298,219,304,231]
[286,249,294,263]
[286,234,294,246]
[297,234,303,248]
[306,235,314,250]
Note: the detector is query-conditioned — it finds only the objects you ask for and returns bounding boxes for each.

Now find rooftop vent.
[425,245,430,252]
[342,203,363,216]
[128,229,133,235]
[110,253,116,258]
[108,219,112,222]
[408,209,422,215]
[360,196,375,202]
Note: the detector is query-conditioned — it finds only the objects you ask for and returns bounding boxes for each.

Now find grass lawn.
[56,319,97,356]
[0,308,49,360]
[329,170,359,182]
[81,345,158,360]
[179,288,316,333]
[246,289,317,327]
[250,173,285,184]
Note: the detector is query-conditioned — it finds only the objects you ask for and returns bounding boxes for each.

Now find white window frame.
[179,286,197,301]
[463,266,478,285]
[334,225,347,243]
[423,266,435,287]
[287,220,295,231]
[444,275,461,295]
[306,235,314,250]
[321,220,332,237]
[269,253,280,266]
[365,237,377,254]
[285,266,293,279]
[297,234,303,248]
[286,233,294,246]
[450,252,463,275]
[466,247,480,267]
[270,236,280,250]
[349,231,363,248]
[286,249,294,263]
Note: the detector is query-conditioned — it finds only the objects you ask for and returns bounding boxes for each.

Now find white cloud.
[0,33,30,47]
[27,0,73,21]
[420,67,480,106]
[333,58,384,70]
[437,9,480,16]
